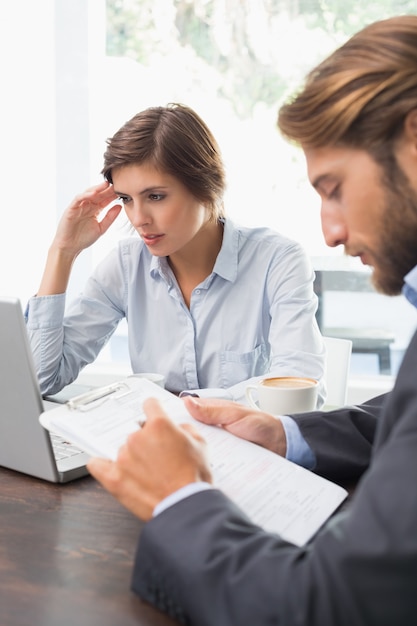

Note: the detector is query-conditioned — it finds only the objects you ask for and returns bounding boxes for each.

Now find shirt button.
[195,289,201,294]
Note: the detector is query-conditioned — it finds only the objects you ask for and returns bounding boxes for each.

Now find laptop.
[0,296,91,482]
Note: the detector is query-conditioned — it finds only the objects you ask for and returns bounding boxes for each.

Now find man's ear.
[403,109,417,150]
[395,110,417,181]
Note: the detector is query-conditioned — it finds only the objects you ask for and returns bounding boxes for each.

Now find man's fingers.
[87,456,117,490]
[180,422,207,444]
[142,397,170,420]
[183,396,250,426]
[88,455,155,520]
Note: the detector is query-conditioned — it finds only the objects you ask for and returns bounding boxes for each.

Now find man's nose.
[320,203,347,248]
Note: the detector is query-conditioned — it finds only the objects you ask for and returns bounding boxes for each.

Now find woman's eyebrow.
[113,185,169,196]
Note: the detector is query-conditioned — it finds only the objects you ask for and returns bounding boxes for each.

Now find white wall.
[0,1,56,306]
[0,0,105,307]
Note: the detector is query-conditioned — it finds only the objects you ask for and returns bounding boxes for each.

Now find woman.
[26,103,325,404]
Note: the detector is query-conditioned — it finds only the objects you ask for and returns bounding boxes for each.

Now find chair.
[323,336,352,409]
[314,270,395,375]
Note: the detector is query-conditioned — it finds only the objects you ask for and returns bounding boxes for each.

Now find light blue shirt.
[26,218,326,404]
[403,264,417,307]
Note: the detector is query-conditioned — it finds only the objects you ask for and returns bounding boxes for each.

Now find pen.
[67,382,126,410]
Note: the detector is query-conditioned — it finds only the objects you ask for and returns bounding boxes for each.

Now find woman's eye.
[149,193,165,201]
[118,195,131,204]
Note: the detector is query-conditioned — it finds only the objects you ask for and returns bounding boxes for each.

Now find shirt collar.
[211,218,238,282]
[402,264,417,308]
[149,218,239,283]
[150,254,170,280]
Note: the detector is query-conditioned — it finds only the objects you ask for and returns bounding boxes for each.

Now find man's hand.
[183,397,287,457]
[87,398,212,521]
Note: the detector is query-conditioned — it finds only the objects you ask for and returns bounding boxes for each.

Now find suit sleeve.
[291,393,386,482]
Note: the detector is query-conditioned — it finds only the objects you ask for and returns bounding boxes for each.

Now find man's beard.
[367,159,417,296]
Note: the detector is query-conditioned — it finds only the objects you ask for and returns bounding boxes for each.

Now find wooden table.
[0,468,178,626]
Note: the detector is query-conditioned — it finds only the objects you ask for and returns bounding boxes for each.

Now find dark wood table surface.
[0,467,178,626]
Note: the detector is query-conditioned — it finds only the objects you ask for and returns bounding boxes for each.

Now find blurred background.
[1,0,416,391]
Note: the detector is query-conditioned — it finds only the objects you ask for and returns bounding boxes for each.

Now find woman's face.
[112,162,211,258]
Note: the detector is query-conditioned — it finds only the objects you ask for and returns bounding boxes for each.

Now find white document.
[40,375,347,546]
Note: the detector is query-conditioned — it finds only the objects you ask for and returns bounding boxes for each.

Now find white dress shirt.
[26,218,325,403]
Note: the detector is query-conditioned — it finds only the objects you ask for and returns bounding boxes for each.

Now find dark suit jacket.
[131,332,417,625]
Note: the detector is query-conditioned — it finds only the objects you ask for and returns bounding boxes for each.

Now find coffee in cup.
[246,376,318,415]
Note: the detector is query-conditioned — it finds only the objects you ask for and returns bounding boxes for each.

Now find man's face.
[303,144,417,295]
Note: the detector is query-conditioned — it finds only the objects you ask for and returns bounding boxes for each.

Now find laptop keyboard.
[50,433,84,460]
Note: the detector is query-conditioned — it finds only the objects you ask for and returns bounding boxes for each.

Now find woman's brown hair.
[102,103,226,220]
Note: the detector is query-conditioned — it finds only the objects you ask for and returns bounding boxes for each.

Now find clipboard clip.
[67,381,130,411]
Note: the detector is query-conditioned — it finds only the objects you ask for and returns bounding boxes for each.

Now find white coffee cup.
[132,372,165,388]
[246,376,318,415]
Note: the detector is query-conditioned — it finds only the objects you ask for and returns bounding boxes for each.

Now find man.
[88,16,417,626]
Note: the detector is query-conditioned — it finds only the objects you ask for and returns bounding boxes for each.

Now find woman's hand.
[183,397,287,457]
[37,181,122,295]
[53,181,122,257]
[87,398,212,521]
